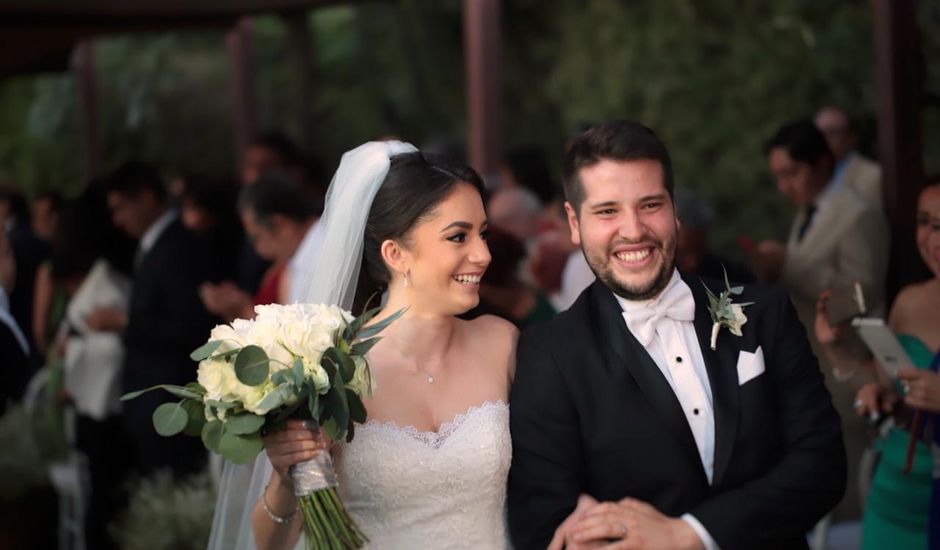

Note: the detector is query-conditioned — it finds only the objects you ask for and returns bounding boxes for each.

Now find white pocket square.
[736,346,765,386]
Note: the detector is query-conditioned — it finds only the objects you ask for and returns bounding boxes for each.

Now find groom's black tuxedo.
[508,275,845,550]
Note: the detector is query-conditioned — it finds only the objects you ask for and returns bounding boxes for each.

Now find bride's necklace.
[387,339,444,385]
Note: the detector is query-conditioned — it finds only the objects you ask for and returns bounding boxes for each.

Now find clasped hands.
[548,494,703,550]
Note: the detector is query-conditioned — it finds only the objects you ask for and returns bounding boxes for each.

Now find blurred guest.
[179,175,243,279]
[674,188,753,283]
[105,161,217,476]
[242,131,307,187]
[49,185,134,550]
[488,187,542,244]
[200,174,318,320]
[238,132,319,298]
[0,228,30,411]
[500,147,560,206]
[31,190,62,244]
[0,184,49,359]
[474,228,556,328]
[815,106,882,211]
[756,119,888,519]
[816,178,940,548]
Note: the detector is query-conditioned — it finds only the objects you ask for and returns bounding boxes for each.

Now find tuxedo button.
[693,408,700,415]
[676,356,683,363]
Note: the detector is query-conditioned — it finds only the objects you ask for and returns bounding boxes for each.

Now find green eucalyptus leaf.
[293,357,305,388]
[345,299,383,340]
[356,307,407,340]
[219,431,263,464]
[253,382,294,412]
[325,347,356,383]
[321,350,338,379]
[190,340,222,361]
[202,420,224,452]
[206,399,237,410]
[271,369,292,386]
[181,399,207,436]
[122,384,200,401]
[225,413,266,435]
[153,402,188,436]
[321,416,342,441]
[346,390,367,424]
[350,337,381,357]
[185,382,207,396]
[325,372,349,432]
[308,391,320,421]
[234,345,269,386]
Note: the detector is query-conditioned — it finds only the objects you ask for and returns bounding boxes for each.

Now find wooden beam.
[872,0,928,296]
[463,0,502,183]
[227,18,258,178]
[73,41,102,182]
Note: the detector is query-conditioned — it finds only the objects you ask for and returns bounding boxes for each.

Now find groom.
[508,121,845,550]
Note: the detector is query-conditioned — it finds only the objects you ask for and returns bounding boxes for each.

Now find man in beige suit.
[751,119,889,521]
[815,106,883,212]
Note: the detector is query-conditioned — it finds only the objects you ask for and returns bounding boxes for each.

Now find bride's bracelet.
[261,482,298,524]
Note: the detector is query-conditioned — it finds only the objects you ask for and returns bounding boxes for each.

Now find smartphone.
[852,318,915,379]
[825,281,867,325]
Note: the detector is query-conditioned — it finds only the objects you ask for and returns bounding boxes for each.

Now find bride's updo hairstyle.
[355,151,485,309]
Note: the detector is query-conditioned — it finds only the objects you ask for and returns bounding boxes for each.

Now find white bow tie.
[622,278,696,347]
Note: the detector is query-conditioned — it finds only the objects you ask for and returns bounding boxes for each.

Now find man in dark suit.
[103,162,218,476]
[508,121,845,550]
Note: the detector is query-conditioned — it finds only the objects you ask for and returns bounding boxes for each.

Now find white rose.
[197,358,229,401]
[208,321,251,353]
[302,357,331,394]
[347,356,374,397]
[240,383,274,415]
[248,316,294,368]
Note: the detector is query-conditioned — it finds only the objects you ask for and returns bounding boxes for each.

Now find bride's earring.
[403,269,410,288]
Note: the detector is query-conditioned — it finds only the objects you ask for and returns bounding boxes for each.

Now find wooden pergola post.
[872,0,927,296]
[282,12,317,150]
[73,41,101,182]
[227,18,258,177]
[463,0,502,185]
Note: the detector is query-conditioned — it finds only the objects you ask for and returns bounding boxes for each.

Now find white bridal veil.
[207,140,418,550]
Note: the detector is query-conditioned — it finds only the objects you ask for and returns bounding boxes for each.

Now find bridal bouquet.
[122,302,403,549]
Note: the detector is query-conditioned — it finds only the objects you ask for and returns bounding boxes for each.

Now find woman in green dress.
[817,180,940,549]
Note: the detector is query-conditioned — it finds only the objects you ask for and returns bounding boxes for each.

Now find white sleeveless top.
[332,401,511,549]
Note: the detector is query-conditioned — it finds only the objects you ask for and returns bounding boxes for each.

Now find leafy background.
[0,0,937,254]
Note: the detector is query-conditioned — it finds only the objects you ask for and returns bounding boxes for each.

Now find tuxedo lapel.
[686,274,740,487]
[588,282,704,477]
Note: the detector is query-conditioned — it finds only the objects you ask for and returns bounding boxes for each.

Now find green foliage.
[110,469,216,550]
[152,402,189,436]
[0,1,936,249]
[234,345,269,386]
[0,404,56,502]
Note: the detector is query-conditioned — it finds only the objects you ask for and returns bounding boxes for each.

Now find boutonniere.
[703,269,754,350]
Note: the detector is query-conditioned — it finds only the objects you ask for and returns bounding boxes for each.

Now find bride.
[208,141,517,549]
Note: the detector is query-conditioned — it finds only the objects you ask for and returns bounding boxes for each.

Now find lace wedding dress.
[332,401,511,549]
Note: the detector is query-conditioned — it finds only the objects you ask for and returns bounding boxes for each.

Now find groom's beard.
[584,232,677,302]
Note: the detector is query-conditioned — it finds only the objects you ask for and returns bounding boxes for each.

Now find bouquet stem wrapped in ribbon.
[123,302,404,550]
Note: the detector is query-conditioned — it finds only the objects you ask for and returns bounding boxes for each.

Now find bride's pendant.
[427,374,434,384]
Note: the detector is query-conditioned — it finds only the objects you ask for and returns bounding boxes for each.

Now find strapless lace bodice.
[332,401,511,549]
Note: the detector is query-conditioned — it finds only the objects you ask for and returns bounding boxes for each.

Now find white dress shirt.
[616,269,721,550]
[135,209,178,269]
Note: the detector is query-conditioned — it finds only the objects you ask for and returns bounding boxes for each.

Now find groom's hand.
[547,493,598,550]
[568,498,703,550]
